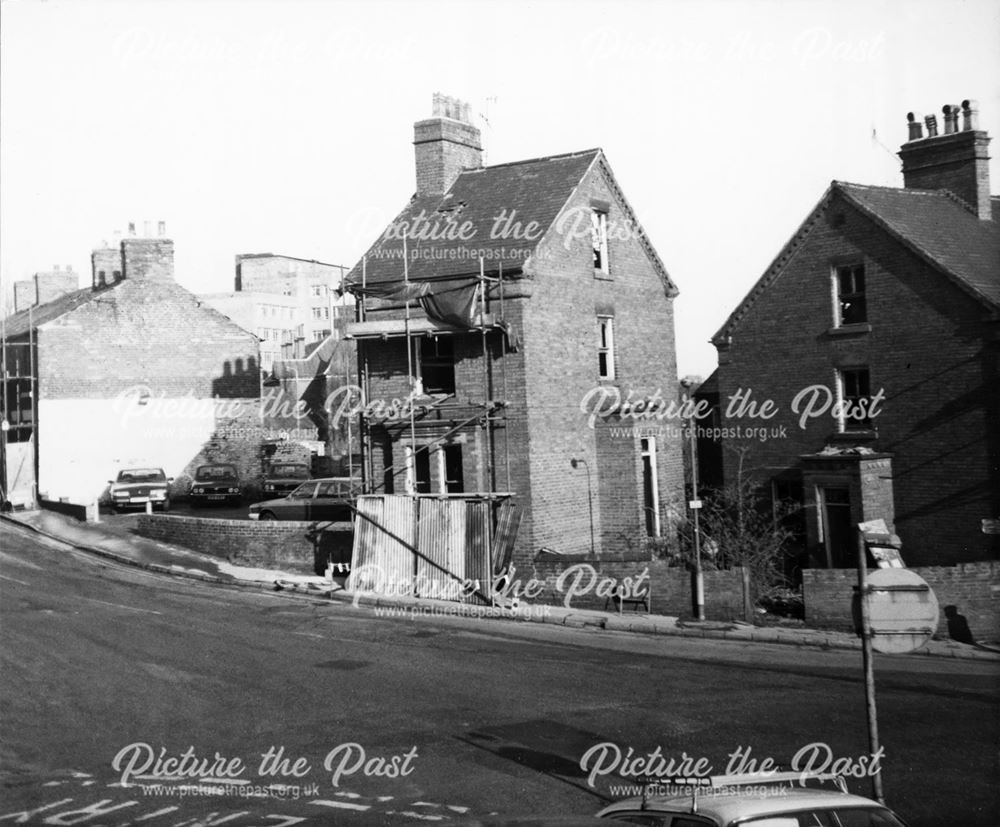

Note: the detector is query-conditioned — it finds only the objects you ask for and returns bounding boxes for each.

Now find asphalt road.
[1,521,997,826]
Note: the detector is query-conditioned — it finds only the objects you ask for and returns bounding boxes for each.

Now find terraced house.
[708,100,999,568]
[342,94,684,564]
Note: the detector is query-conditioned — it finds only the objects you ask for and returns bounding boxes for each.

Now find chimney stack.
[121,221,175,282]
[91,245,123,288]
[413,93,483,197]
[899,99,992,220]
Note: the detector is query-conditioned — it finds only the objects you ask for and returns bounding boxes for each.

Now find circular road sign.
[859,568,939,654]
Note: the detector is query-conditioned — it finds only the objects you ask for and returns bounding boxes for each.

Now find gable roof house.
[709,100,999,569]
[1,231,262,506]
[343,94,684,564]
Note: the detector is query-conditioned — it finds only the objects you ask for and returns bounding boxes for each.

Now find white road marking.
[0,573,30,586]
[386,811,444,821]
[447,805,471,813]
[333,792,362,799]
[0,798,75,823]
[42,782,64,787]
[310,800,371,811]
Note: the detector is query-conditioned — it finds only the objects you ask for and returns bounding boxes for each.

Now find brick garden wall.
[135,514,353,574]
[802,563,1000,642]
[523,557,748,621]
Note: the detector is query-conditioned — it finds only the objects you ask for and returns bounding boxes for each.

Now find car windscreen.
[117,469,166,483]
[269,465,310,479]
[196,465,238,481]
[738,808,907,827]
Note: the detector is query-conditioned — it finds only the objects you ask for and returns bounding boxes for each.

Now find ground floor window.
[641,437,660,537]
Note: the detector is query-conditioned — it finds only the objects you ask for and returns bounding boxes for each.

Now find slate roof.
[836,183,1000,308]
[714,181,1000,342]
[345,148,600,286]
[2,286,105,338]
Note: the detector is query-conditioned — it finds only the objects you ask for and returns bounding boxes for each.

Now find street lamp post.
[570,457,595,557]
[681,378,705,621]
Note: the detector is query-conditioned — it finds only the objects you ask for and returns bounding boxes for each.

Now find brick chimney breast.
[899,100,992,220]
[413,93,483,197]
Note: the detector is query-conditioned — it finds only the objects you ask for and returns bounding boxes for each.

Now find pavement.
[3,507,999,662]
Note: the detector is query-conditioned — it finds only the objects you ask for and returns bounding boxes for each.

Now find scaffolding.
[342,254,521,600]
[347,253,514,502]
[0,309,39,507]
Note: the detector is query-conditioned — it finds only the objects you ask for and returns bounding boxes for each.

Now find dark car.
[249,477,358,522]
[190,463,242,506]
[261,462,312,498]
[108,467,172,512]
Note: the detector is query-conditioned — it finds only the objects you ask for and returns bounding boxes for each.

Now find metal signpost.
[855,530,939,804]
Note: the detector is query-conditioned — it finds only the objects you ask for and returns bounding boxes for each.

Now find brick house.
[1,231,262,505]
[342,94,684,564]
[709,100,999,568]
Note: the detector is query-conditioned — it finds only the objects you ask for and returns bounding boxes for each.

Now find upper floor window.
[310,284,324,297]
[838,367,872,431]
[419,336,455,395]
[597,316,615,380]
[835,263,867,325]
[592,210,609,274]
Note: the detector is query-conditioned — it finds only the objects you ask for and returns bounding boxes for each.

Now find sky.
[1,0,998,379]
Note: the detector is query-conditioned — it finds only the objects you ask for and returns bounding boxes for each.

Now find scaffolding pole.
[499,261,511,493]
[479,257,494,494]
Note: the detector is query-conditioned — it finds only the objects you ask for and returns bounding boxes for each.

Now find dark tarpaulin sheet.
[352,279,480,328]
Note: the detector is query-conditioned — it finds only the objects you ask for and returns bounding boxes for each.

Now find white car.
[595,773,909,826]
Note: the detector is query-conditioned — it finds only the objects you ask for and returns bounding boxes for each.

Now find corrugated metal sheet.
[350,494,513,604]
[464,500,492,604]
[491,501,523,575]
[416,499,466,600]
[349,495,417,596]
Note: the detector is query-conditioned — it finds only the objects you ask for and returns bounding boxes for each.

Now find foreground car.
[596,773,909,826]
[190,463,242,506]
[108,468,172,512]
[261,462,312,497]
[249,477,358,522]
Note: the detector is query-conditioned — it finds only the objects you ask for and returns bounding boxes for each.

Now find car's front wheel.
[258,511,277,521]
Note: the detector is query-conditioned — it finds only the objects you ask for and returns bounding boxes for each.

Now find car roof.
[599,787,885,822]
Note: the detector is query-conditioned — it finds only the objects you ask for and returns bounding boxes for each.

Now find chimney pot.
[53,264,60,271]
[143,220,152,237]
[943,104,961,134]
[128,222,136,236]
[900,101,991,220]
[158,220,166,236]
[906,112,924,141]
[961,99,979,131]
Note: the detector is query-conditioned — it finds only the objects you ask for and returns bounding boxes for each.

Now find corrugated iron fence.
[349,495,521,603]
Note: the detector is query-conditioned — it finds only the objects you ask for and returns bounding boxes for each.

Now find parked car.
[249,477,358,522]
[189,463,242,506]
[108,467,172,512]
[261,462,312,498]
[595,773,909,826]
